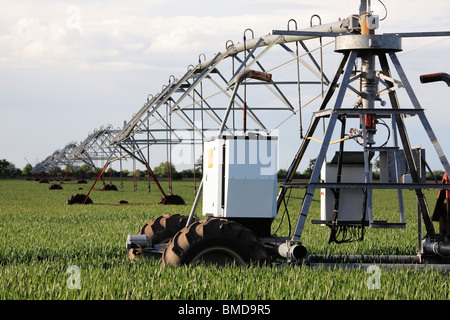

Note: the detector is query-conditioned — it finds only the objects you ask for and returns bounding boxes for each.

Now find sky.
[1,0,449,173]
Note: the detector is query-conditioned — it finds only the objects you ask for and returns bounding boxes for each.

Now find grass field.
[1,178,449,301]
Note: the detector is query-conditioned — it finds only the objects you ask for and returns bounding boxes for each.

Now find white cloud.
[0,17,74,68]
[145,25,206,54]
[1,1,448,71]
[78,60,183,72]
[124,42,146,52]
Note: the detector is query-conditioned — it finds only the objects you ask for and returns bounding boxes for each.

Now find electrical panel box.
[379,147,426,183]
[320,152,371,224]
[202,134,278,220]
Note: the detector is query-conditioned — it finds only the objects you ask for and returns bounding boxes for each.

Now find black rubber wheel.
[127,214,194,260]
[161,218,269,267]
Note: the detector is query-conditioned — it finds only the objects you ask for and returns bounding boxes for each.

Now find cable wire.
[378,0,388,21]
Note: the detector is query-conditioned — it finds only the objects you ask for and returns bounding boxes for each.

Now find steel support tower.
[274,1,450,260]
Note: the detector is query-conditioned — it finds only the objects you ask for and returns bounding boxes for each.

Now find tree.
[153,161,178,178]
[195,155,203,173]
[277,169,287,179]
[0,159,19,177]
[133,169,146,178]
[428,170,444,181]
[277,169,306,180]
[22,163,33,176]
[180,168,202,179]
[302,158,316,178]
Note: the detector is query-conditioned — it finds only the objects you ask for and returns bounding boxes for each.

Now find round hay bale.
[48,184,63,190]
[158,194,185,205]
[66,193,93,205]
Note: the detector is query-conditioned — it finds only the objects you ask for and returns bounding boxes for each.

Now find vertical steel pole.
[391,117,405,223]
[291,51,358,241]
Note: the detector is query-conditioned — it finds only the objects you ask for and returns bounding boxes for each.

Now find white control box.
[320,153,371,224]
[202,134,278,219]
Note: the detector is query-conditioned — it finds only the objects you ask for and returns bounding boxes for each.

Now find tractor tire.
[161,218,269,267]
[127,214,194,260]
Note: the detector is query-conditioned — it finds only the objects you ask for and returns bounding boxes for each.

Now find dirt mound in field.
[102,184,118,191]
[77,179,87,184]
[66,193,93,205]
[158,194,185,205]
[48,184,63,190]
[39,178,49,184]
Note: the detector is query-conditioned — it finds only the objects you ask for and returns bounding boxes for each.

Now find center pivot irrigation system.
[125,0,450,267]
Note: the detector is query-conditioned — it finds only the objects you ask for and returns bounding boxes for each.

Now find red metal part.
[144,162,167,200]
[83,163,110,204]
[82,161,168,204]
[58,166,72,187]
[364,114,376,130]
[247,70,272,82]
[359,114,376,131]
[420,73,450,86]
[433,173,450,241]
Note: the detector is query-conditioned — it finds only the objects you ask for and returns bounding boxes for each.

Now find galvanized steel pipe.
[198,19,350,70]
[278,242,308,261]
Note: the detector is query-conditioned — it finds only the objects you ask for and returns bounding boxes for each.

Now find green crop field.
[1,178,449,302]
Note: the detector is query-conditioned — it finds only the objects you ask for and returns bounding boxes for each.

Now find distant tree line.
[1,157,447,182]
[0,159,27,177]
[1,159,204,181]
[277,158,316,180]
